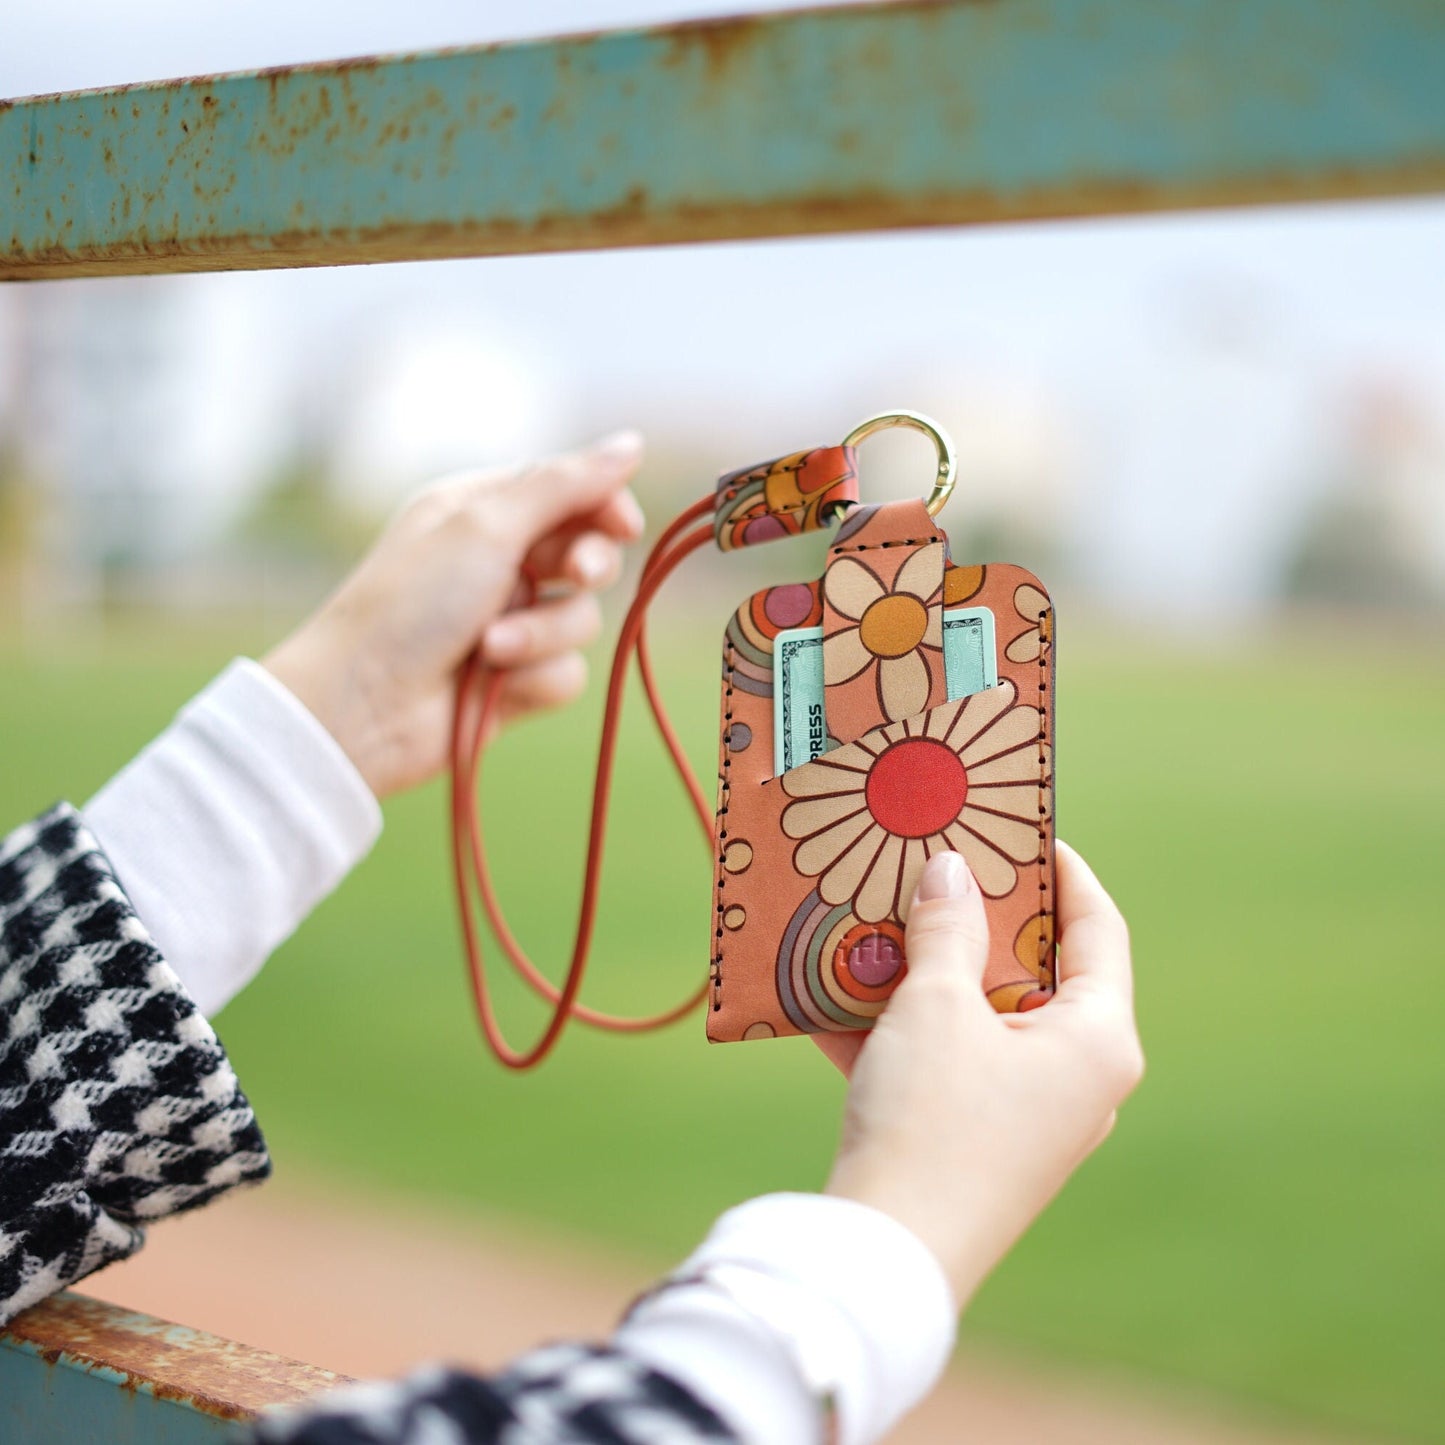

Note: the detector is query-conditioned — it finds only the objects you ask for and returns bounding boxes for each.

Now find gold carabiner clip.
[842,409,957,518]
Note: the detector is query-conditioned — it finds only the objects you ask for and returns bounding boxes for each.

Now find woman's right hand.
[263,433,646,801]
[816,841,1143,1304]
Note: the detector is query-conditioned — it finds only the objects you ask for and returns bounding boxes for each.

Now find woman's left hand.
[263,432,645,799]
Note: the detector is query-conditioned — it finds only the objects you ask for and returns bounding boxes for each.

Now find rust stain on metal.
[660,11,773,79]
[1,1292,350,1420]
[6,154,1445,282]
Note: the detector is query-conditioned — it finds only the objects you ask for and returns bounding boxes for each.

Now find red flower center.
[864,738,968,839]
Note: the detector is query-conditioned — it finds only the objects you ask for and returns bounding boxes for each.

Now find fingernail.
[616,490,646,536]
[594,428,643,459]
[915,852,971,902]
[485,618,525,661]
[574,536,613,585]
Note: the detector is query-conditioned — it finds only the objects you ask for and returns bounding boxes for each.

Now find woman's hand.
[263,432,645,799]
[817,841,1143,1304]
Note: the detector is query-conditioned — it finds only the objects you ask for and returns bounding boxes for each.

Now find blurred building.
[1284,378,1445,610]
[1,225,1441,633]
[2,278,280,615]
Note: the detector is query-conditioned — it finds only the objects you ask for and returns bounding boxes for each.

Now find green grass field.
[3,617,1442,1440]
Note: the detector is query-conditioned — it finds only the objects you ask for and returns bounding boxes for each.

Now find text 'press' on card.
[773,606,998,773]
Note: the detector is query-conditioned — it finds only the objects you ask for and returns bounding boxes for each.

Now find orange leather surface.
[708,500,1056,1042]
[714,446,860,552]
[820,500,949,746]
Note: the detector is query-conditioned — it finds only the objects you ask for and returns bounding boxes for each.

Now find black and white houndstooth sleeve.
[2,804,735,1443]
[0,803,270,1326]
[254,1344,736,1444]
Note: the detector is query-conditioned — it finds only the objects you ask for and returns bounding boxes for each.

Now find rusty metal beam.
[3,0,1444,280]
[0,1291,348,1440]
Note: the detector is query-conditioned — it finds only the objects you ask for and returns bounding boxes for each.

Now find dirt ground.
[89,1174,1378,1445]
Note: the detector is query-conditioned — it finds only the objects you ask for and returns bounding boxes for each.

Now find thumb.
[502,430,644,540]
[900,851,990,992]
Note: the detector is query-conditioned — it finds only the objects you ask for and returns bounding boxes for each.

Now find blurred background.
[3,3,1443,1442]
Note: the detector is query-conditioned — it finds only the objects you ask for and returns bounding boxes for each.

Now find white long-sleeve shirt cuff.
[83,657,382,1017]
[615,1192,957,1445]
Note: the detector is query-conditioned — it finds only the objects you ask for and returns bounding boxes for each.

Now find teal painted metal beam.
[3,0,1444,280]
[0,1292,347,1441]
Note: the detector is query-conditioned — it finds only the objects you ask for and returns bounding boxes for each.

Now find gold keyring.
[842,409,957,518]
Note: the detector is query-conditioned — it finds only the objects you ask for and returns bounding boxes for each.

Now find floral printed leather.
[709,499,1056,1042]
[713,446,860,552]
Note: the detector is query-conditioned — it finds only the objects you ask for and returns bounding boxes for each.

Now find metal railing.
[0,1293,348,1439]
[5,0,1443,280]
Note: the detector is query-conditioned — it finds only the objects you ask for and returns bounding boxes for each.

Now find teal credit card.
[773,607,998,772]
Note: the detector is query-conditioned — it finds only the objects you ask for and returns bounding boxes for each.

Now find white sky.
[5,1,1444,616]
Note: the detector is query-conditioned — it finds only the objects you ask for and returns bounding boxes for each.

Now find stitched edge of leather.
[710,639,739,1023]
[711,563,1057,1035]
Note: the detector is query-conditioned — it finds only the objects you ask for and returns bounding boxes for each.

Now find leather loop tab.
[714,446,859,552]
[820,500,949,747]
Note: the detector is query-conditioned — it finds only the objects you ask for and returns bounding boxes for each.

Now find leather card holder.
[708,500,1055,1042]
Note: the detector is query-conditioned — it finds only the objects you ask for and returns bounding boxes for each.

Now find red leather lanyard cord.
[451,519,713,1064]
[629,496,717,833]
[457,493,717,1013]
[454,520,712,1023]
[450,496,717,1069]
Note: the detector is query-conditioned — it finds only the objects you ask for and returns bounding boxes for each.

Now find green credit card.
[773,607,998,773]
